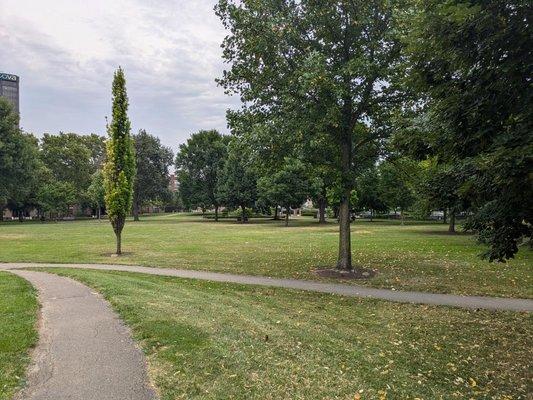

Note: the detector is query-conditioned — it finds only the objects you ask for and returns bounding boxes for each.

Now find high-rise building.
[0,72,20,114]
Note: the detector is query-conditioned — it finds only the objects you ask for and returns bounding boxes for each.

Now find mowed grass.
[0,213,531,297]
[40,268,532,399]
[0,272,38,399]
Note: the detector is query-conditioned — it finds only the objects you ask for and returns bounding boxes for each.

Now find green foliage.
[257,158,312,225]
[87,170,105,211]
[175,130,229,216]
[37,180,77,217]
[81,133,107,171]
[133,129,173,218]
[40,133,92,193]
[216,139,257,220]
[405,0,532,260]
[355,167,387,214]
[39,132,106,208]
[0,98,40,212]
[216,0,404,268]
[378,159,417,216]
[103,67,135,252]
[326,185,358,212]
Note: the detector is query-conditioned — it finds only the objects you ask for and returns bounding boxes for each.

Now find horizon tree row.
[0,98,174,223]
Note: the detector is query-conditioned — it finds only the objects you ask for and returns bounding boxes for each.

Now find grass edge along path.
[38,268,533,399]
[0,215,531,299]
[2,263,532,312]
[0,271,38,400]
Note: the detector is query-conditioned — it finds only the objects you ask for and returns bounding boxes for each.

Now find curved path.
[10,270,157,400]
[3,262,532,312]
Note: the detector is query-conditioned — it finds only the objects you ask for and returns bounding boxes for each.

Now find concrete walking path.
[3,262,532,312]
[10,270,157,400]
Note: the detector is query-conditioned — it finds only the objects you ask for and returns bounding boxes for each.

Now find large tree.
[37,180,77,220]
[40,132,93,195]
[133,129,173,221]
[257,158,312,226]
[216,0,403,270]
[81,133,107,171]
[175,130,229,221]
[406,0,532,260]
[103,67,136,255]
[378,159,416,225]
[356,167,386,221]
[216,139,257,223]
[0,98,41,216]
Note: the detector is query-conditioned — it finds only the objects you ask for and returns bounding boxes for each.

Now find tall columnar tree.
[133,129,173,221]
[175,130,229,221]
[103,67,136,255]
[216,0,403,271]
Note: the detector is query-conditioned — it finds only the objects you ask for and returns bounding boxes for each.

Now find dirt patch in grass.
[314,267,377,280]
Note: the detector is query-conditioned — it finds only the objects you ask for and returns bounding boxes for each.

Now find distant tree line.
[1,1,530,264]
[0,99,174,223]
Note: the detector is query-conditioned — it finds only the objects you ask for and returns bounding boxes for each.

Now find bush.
[301,208,318,217]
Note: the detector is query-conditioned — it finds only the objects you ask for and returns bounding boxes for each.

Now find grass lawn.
[39,268,532,399]
[0,213,531,297]
[0,272,38,400]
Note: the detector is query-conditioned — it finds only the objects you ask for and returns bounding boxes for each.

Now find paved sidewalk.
[3,262,532,312]
[11,270,157,400]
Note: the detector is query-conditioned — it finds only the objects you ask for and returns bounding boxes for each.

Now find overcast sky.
[0,0,240,152]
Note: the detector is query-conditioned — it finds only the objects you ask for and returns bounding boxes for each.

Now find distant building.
[168,173,178,192]
[0,72,20,114]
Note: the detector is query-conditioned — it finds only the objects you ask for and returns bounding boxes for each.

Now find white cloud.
[0,0,239,151]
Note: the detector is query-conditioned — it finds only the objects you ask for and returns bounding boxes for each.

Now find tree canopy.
[103,67,136,254]
[133,129,173,221]
[175,130,229,220]
[216,0,404,270]
[404,0,532,260]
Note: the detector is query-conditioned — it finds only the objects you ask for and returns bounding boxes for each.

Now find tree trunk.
[18,211,24,222]
[273,206,279,220]
[214,205,219,222]
[370,209,374,222]
[133,201,140,221]
[443,209,447,224]
[337,193,352,270]
[112,216,125,255]
[116,231,122,255]
[97,205,101,220]
[400,208,404,225]
[318,197,326,223]
[285,208,290,227]
[336,127,352,271]
[448,210,456,233]
[240,205,246,223]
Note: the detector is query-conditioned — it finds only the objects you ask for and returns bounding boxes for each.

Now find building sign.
[0,73,18,82]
